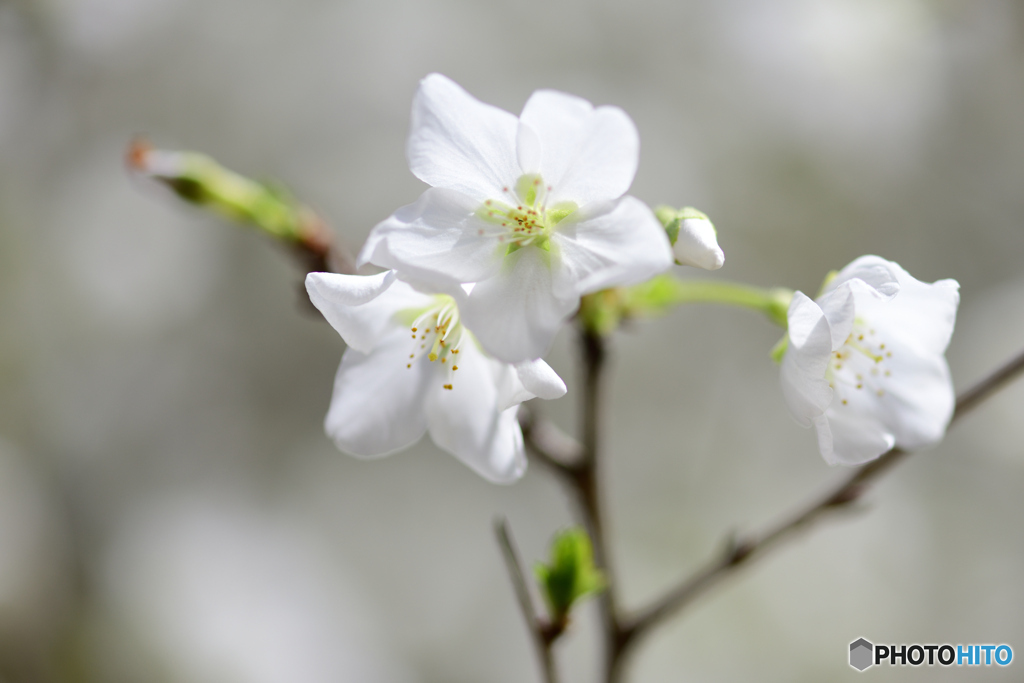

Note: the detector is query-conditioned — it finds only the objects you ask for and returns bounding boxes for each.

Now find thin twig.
[495,518,561,683]
[126,138,357,278]
[949,347,1024,420]
[619,346,1024,656]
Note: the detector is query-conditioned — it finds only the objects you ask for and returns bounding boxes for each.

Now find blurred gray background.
[1,0,1023,681]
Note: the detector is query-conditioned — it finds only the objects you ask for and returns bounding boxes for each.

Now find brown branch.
[572,328,629,680]
[949,347,1024,420]
[519,329,631,682]
[618,346,1024,657]
[519,408,583,475]
[495,518,562,683]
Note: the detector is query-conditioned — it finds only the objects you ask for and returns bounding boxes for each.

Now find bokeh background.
[1,0,1023,681]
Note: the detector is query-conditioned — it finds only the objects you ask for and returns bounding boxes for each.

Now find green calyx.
[817,269,840,297]
[770,334,789,364]
[654,205,714,247]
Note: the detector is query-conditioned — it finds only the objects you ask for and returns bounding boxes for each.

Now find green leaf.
[534,527,606,624]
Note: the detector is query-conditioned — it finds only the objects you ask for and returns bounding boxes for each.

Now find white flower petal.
[673,217,724,270]
[493,357,566,410]
[306,270,396,307]
[425,342,527,483]
[855,262,959,357]
[815,282,856,350]
[324,333,432,457]
[519,89,639,206]
[826,255,900,299]
[514,359,567,401]
[780,292,834,426]
[817,260,899,349]
[874,338,955,449]
[358,187,502,291]
[461,246,577,364]
[816,411,896,466]
[306,271,426,353]
[407,74,519,202]
[516,121,542,174]
[552,196,673,298]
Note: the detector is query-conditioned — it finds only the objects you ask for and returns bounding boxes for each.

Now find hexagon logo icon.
[850,638,874,671]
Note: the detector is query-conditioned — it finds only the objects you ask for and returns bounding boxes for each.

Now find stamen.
[400,295,471,389]
[428,336,443,362]
[829,320,894,408]
[847,340,883,363]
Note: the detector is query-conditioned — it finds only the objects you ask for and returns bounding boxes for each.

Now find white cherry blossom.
[780,256,960,466]
[359,74,673,363]
[305,270,566,483]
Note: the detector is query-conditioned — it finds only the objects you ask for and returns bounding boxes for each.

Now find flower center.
[826,319,894,407]
[475,174,577,255]
[401,296,465,390]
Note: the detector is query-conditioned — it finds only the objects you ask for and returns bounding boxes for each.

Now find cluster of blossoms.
[306,74,704,482]
[306,74,960,481]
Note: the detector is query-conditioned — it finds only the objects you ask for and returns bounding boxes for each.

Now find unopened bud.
[654,206,725,270]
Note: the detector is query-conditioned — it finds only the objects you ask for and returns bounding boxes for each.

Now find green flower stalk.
[580,274,793,336]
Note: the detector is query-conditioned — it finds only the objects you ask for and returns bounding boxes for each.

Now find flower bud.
[654,206,725,270]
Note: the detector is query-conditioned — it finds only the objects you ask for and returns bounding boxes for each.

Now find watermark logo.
[849,638,1013,671]
[849,638,873,671]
